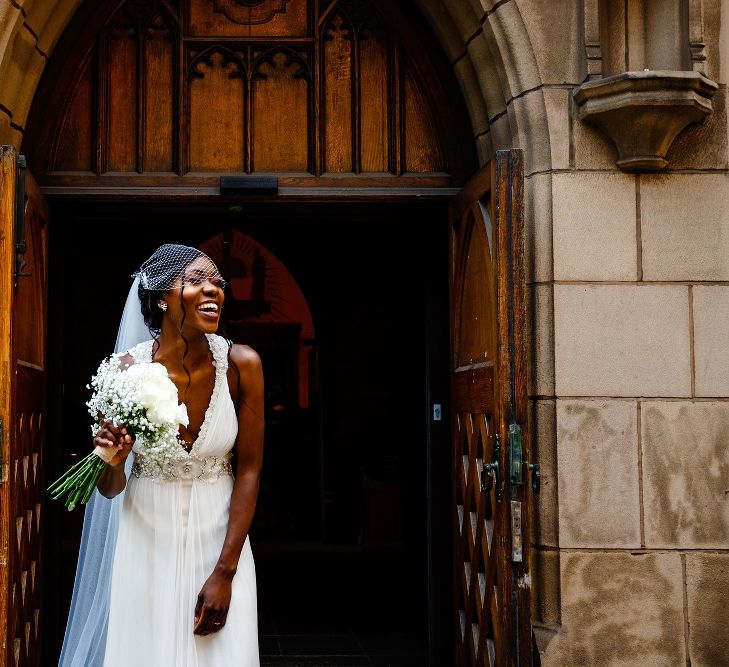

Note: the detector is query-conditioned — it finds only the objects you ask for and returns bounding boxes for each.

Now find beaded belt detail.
[132,453,233,482]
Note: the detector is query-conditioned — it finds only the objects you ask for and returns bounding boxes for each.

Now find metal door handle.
[528,462,540,494]
[481,433,501,499]
[482,460,499,493]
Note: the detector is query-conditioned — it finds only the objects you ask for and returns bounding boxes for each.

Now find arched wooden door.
[0,147,49,667]
[450,149,535,666]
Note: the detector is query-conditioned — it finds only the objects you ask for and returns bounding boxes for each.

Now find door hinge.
[14,153,29,284]
[0,417,5,483]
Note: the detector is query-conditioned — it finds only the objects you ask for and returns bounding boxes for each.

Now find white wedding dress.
[103,334,259,666]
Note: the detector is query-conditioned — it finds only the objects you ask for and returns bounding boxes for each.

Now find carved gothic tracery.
[252,47,310,81]
[189,46,247,80]
[108,0,172,38]
[211,0,291,25]
[323,0,384,41]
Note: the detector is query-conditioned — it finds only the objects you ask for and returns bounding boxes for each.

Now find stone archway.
[0,0,562,660]
[0,0,557,174]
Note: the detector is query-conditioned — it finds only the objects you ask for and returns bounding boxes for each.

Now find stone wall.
[0,0,727,664]
[415,0,729,664]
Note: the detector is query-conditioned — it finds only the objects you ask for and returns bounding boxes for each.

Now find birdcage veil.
[135,243,225,293]
[58,244,224,666]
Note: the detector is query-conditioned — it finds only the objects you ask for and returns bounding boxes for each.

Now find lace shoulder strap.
[206,334,230,374]
[127,339,153,364]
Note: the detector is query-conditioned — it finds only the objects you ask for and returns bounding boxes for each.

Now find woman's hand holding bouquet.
[48,356,188,511]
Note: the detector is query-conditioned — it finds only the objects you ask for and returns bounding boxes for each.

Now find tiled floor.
[256,546,427,667]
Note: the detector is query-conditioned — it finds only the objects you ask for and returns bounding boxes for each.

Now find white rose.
[126,363,187,427]
[174,402,190,427]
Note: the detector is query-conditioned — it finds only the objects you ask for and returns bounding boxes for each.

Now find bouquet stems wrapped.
[47,446,118,511]
[47,356,188,511]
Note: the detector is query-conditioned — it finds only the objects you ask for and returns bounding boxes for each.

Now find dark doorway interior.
[43,199,451,666]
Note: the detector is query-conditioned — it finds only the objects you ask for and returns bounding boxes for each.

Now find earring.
[158,301,168,312]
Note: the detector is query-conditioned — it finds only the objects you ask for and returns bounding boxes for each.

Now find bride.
[59,244,263,666]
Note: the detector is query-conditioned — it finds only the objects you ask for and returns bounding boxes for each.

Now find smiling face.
[164,256,226,335]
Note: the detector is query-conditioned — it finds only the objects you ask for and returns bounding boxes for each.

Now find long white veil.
[58,275,150,666]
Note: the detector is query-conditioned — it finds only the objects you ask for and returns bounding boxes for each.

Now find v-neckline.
[148,334,220,457]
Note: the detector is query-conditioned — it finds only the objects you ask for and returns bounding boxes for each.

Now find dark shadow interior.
[42,198,452,666]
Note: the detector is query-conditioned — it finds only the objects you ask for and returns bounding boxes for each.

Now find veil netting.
[58,274,150,666]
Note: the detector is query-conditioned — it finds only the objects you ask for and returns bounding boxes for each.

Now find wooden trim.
[0,145,17,667]
[40,172,455,188]
[24,169,49,224]
[39,185,460,201]
[448,162,493,225]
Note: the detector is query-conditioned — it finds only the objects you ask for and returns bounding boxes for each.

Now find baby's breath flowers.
[47,355,189,511]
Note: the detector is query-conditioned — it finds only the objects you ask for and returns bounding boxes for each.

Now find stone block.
[29,0,84,56]
[476,113,512,166]
[524,172,552,283]
[422,0,480,45]
[641,173,729,281]
[514,0,586,85]
[475,130,492,166]
[541,552,685,666]
[693,286,729,397]
[0,2,22,66]
[571,104,618,171]
[465,32,508,121]
[557,399,640,548]
[527,283,554,397]
[532,548,560,626]
[414,0,469,63]
[552,172,637,281]
[488,112,511,151]
[485,2,542,101]
[529,399,557,547]
[543,87,569,171]
[686,553,729,667]
[554,285,691,397]
[641,401,729,548]
[667,85,728,171]
[452,56,490,137]
[0,109,22,147]
[702,0,721,83]
[0,23,44,129]
[507,88,551,176]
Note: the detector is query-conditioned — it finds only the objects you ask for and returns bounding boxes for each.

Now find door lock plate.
[510,500,522,562]
[508,422,524,485]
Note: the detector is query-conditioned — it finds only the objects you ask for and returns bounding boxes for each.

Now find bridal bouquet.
[48,356,189,511]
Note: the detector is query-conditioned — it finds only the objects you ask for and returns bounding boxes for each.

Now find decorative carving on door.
[212,0,291,25]
[28,0,475,184]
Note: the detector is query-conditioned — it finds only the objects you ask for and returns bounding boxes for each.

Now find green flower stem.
[47,451,109,511]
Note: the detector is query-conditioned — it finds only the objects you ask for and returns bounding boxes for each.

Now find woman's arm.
[194,344,264,635]
[95,353,136,498]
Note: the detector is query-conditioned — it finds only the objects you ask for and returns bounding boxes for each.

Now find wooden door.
[450,149,534,666]
[0,146,49,667]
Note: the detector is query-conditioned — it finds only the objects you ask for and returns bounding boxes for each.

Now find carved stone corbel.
[573,70,718,172]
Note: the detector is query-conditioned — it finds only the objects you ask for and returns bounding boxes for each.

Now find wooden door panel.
[33,0,475,184]
[0,147,49,667]
[450,150,533,666]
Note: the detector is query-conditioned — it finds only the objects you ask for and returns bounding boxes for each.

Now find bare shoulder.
[227,343,263,406]
[116,352,136,371]
[229,343,262,376]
